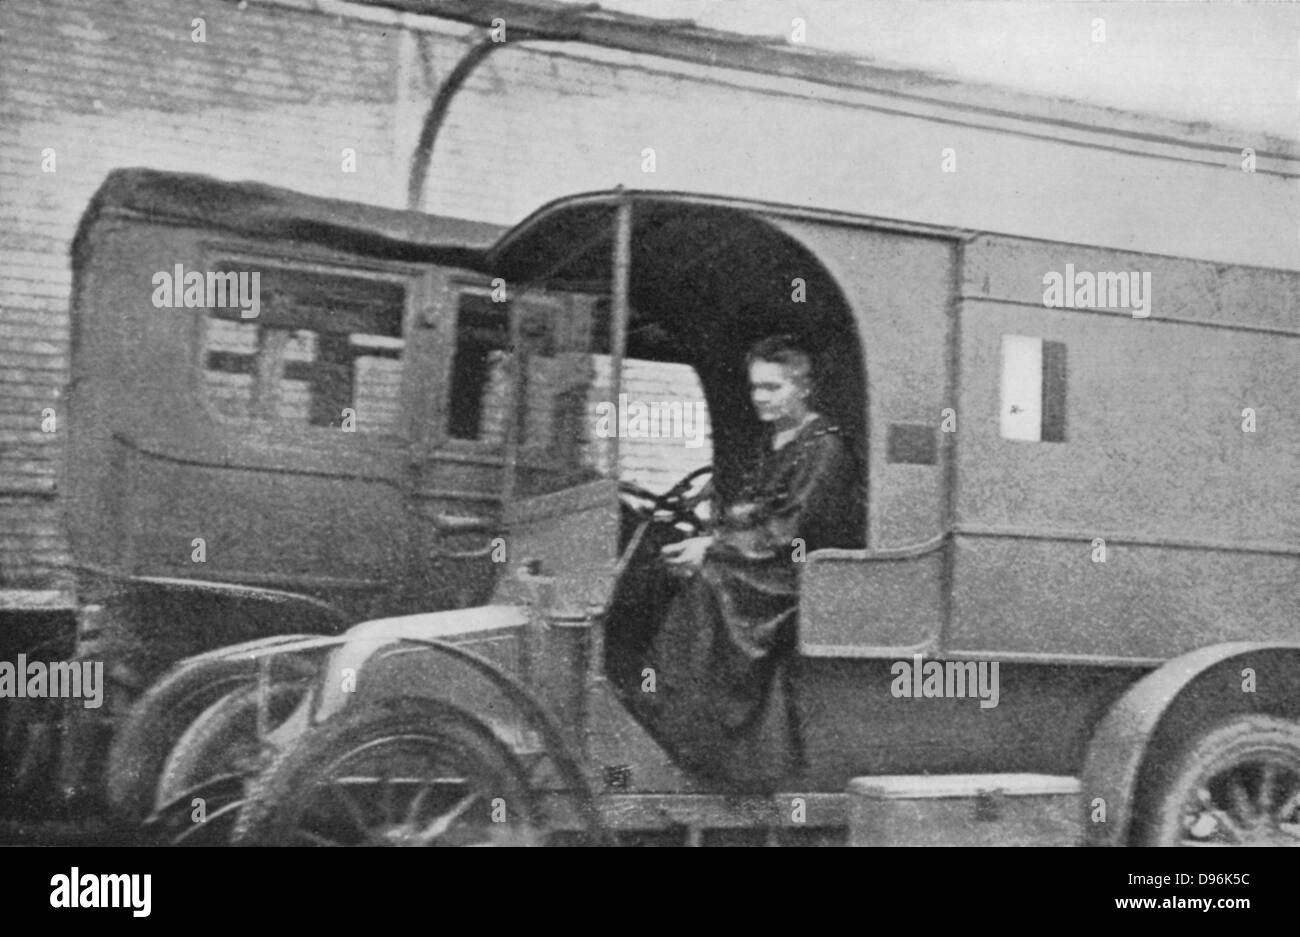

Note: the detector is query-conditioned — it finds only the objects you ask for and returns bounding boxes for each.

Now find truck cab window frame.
[196,253,420,444]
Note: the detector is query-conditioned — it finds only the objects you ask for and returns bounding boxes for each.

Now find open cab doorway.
[484,193,873,794]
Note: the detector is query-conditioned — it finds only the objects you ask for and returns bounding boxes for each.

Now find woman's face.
[749,359,810,426]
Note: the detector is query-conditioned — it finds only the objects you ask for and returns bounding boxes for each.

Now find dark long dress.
[641,414,862,788]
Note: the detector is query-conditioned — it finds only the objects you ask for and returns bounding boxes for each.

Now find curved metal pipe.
[407,33,505,210]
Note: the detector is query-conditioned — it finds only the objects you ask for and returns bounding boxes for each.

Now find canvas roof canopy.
[72,168,503,268]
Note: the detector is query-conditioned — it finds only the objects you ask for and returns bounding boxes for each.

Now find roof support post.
[607,192,633,474]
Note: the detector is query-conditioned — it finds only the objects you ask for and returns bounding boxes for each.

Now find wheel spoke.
[380,770,396,825]
[1226,777,1256,824]
[402,775,467,826]
[1258,763,1278,814]
[1188,794,1248,844]
[414,792,480,845]
[404,779,437,827]
[1277,789,1300,823]
[325,782,371,834]
[1209,807,1248,842]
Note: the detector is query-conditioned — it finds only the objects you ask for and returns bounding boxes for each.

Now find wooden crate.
[847,774,1082,847]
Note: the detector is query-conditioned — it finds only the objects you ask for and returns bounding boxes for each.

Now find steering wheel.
[618,466,713,533]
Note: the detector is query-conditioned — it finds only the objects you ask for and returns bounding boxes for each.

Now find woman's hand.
[725,500,758,524]
[660,536,714,575]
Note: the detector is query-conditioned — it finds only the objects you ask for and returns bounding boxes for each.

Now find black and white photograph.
[0,0,1295,892]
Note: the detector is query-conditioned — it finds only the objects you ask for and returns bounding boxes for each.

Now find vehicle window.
[585,356,714,494]
[443,289,713,497]
[202,266,406,435]
[999,334,1067,443]
[447,292,511,442]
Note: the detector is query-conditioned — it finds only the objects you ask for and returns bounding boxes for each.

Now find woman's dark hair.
[745,334,815,392]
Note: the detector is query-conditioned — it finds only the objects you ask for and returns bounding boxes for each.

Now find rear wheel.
[135,680,308,844]
[156,681,305,810]
[140,776,247,846]
[233,700,546,846]
[106,658,254,823]
[107,651,317,825]
[1138,714,1300,846]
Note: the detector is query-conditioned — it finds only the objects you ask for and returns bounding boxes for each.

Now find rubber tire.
[140,775,248,847]
[1135,713,1300,846]
[155,680,306,812]
[106,657,257,823]
[233,698,537,846]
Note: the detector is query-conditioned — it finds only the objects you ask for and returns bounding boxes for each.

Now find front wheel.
[233,700,546,846]
[1137,714,1300,846]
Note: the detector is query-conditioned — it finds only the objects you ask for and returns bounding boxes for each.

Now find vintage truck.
[113,184,1297,846]
[13,167,594,821]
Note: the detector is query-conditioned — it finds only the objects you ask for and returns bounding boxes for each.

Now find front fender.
[250,606,599,827]
[175,632,341,669]
[313,605,532,723]
[1081,641,1300,846]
